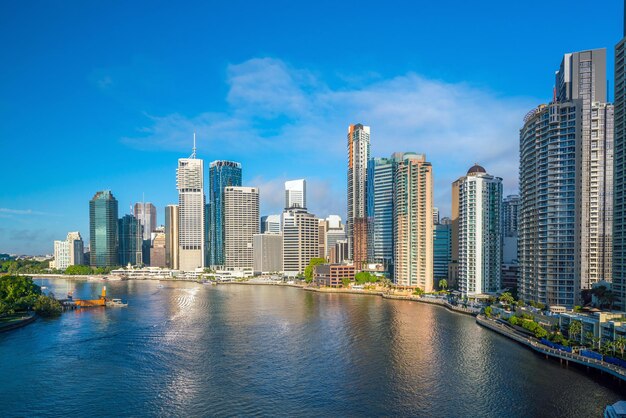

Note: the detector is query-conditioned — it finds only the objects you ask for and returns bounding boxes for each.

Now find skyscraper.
[165,204,179,269]
[253,233,283,274]
[520,49,613,307]
[224,186,259,269]
[324,215,346,259]
[433,218,451,285]
[133,202,157,241]
[615,18,626,308]
[367,156,395,272]
[150,231,166,268]
[261,215,281,234]
[454,165,502,297]
[285,179,306,209]
[118,214,143,266]
[393,153,433,291]
[282,207,319,277]
[177,142,205,271]
[209,160,242,267]
[66,231,84,266]
[347,123,370,270]
[53,240,70,270]
[89,190,118,267]
[502,195,520,238]
[557,49,613,290]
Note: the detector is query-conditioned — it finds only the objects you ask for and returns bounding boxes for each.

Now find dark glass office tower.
[118,214,143,266]
[208,160,242,267]
[89,190,119,267]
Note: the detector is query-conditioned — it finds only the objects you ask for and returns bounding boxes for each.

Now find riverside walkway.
[476,314,626,382]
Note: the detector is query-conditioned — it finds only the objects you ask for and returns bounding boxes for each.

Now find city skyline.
[1,1,623,255]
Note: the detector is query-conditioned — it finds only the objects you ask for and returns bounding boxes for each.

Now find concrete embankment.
[476,314,626,382]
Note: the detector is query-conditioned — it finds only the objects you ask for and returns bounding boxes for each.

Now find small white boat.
[106,298,128,307]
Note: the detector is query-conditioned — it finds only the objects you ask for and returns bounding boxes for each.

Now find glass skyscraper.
[209,160,242,267]
[367,156,395,273]
[89,190,119,267]
[118,214,142,266]
[433,218,451,283]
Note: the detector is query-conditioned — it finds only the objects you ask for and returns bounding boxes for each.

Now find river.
[0,278,623,417]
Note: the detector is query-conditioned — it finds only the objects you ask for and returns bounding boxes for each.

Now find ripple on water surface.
[0,280,624,417]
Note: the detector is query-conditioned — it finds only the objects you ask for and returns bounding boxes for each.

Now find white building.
[253,233,283,274]
[52,240,70,270]
[224,186,259,270]
[455,164,502,297]
[177,140,205,271]
[285,179,306,209]
[283,207,319,276]
[66,231,84,266]
[261,214,281,234]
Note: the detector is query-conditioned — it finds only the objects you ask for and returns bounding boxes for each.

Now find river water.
[0,278,624,417]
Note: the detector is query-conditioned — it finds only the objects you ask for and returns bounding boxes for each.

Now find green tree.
[568,320,582,342]
[355,271,377,285]
[484,306,493,318]
[615,337,626,359]
[304,258,326,283]
[0,275,41,312]
[341,277,351,287]
[65,265,93,275]
[438,279,448,291]
[33,294,62,317]
[499,292,514,306]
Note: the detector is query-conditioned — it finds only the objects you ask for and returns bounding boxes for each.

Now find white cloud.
[123,57,537,216]
[0,208,51,216]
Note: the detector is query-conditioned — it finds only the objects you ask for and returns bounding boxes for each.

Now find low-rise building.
[314,263,355,288]
[559,311,626,344]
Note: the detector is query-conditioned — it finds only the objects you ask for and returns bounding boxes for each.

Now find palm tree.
[568,320,582,343]
[615,337,626,359]
[438,279,448,291]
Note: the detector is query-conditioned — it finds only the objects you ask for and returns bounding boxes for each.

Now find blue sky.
[0,0,623,255]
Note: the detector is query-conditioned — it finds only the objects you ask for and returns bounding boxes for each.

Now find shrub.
[33,295,62,317]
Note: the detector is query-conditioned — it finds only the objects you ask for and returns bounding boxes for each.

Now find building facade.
[314,264,356,288]
[615,29,626,308]
[118,214,143,266]
[224,186,259,269]
[261,215,281,234]
[133,202,157,241]
[454,165,502,297]
[53,240,70,270]
[520,50,614,307]
[165,204,179,269]
[253,233,283,274]
[89,190,118,267]
[367,156,395,273]
[177,149,205,271]
[282,207,319,276]
[66,231,84,266]
[285,179,306,209]
[433,218,451,284]
[393,153,433,291]
[347,123,370,269]
[208,160,242,267]
[150,232,166,268]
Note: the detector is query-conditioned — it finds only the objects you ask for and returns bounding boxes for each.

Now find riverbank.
[476,314,626,382]
[0,312,37,333]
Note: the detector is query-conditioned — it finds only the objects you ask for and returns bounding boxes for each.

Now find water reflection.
[0,279,623,417]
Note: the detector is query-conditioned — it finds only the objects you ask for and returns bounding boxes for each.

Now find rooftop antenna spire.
[190,132,197,159]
